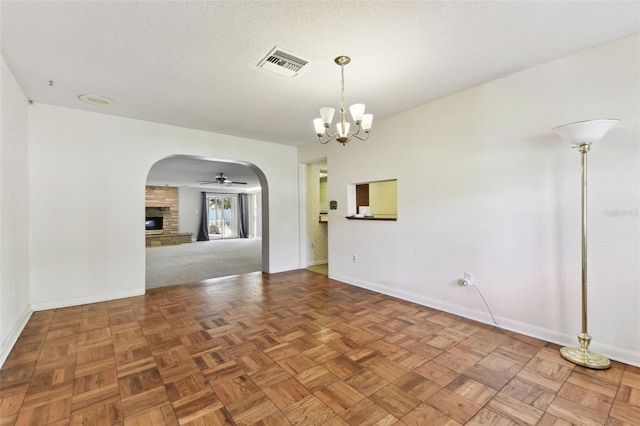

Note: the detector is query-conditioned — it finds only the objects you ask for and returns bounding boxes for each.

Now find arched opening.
[144,155,269,288]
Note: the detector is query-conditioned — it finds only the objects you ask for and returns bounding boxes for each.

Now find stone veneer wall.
[145,186,179,234]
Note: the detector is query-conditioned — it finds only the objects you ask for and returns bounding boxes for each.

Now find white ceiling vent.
[257,47,308,78]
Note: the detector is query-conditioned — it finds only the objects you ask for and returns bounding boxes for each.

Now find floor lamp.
[551,118,619,369]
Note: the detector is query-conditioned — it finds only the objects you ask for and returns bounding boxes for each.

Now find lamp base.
[560,346,610,369]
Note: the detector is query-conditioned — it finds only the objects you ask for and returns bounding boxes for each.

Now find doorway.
[207,194,239,239]
[145,155,268,288]
[304,159,328,275]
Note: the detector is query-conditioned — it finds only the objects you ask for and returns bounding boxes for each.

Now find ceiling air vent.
[257,47,308,78]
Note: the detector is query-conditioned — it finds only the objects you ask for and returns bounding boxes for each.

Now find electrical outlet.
[352,254,358,263]
[460,272,473,287]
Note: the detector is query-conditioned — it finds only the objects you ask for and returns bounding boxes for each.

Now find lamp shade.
[319,107,335,126]
[313,119,325,136]
[552,119,620,145]
[361,114,373,131]
[349,103,366,123]
[337,122,350,138]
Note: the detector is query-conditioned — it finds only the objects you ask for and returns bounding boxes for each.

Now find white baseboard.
[308,259,328,267]
[330,273,640,368]
[0,305,33,367]
[266,263,301,274]
[30,288,145,312]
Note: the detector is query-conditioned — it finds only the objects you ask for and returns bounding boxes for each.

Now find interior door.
[208,195,238,239]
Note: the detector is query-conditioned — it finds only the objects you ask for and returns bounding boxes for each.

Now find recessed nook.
[347,179,398,220]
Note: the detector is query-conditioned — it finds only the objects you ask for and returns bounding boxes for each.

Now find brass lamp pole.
[551,118,619,369]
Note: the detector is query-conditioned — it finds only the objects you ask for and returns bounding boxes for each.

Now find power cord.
[470,283,506,333]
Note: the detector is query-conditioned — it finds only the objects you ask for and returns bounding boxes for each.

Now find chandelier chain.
[340,65,345,114]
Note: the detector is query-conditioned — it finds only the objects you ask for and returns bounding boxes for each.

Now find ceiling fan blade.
[206,173,248,185]
[199,181,217,184]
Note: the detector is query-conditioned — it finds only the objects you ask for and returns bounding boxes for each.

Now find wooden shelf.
[345,216,397,221]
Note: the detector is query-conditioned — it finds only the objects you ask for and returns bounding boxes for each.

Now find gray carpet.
[145,238,262,288]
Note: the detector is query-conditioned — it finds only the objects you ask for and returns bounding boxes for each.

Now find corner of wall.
[1,55,32,368]
[0,306,32,367]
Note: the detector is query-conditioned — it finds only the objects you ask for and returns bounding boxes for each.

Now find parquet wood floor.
[1,270,638,425]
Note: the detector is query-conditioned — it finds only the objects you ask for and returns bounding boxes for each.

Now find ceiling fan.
[199,172,247,185]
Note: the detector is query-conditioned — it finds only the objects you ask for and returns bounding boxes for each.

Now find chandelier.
[313,56,373,145]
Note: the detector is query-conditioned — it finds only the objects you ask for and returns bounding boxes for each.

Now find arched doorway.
[144,155,269,288]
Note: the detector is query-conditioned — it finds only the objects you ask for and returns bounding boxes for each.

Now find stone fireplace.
[145,186,191,246]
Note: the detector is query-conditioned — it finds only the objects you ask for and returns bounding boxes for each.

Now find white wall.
[0,57,32,364]
[178,186,202,239]
[299,35,640,366]
[28,105,299,310]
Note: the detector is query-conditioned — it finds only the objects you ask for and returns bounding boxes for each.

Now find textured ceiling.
[2,1,638,148]
[2,1,638,188]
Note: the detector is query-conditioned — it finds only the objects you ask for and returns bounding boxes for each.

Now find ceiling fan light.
[319,107,335,126]
[361,114,373,132]
[313,118,326,136]
[349,103,366,123]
